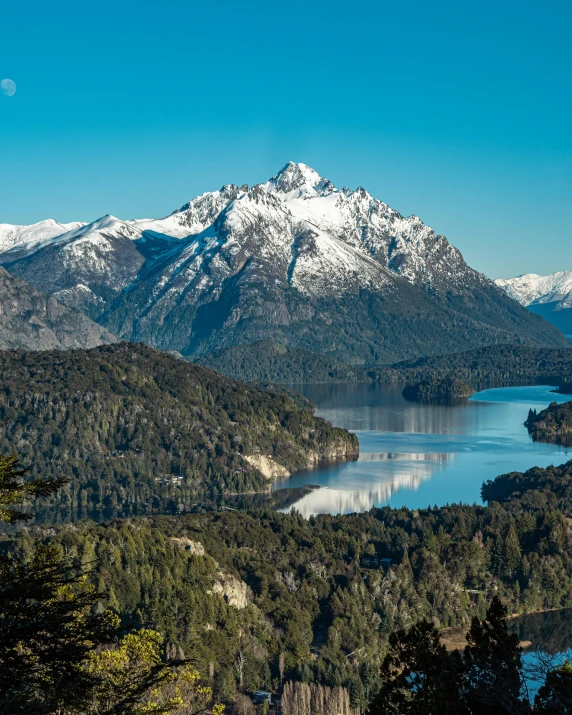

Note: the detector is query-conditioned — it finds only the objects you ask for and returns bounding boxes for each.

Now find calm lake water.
[271,384,571,517]
[510,610,572,697]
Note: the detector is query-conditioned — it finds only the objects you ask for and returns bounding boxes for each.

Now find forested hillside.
[195,341,363,384]
[401,378,474,404]
[198,342,572,387]
[6,459,572,709]
[0,343,357,522]
[380,344,572,385]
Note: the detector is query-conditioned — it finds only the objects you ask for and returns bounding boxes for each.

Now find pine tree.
[367,620,467,715]
[463,596,526,715]
[0,453,223,715]
[535,660,572,714]
[0,454,66,523]
[504,524,522,578]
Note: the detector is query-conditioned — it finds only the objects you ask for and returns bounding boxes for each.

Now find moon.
[1,79,16,97]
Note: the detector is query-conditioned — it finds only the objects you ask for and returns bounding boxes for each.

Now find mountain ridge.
[0,163,567,362]
[495,270,572,334]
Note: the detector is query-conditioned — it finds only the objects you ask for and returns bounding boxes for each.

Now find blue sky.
[1,0,570,279]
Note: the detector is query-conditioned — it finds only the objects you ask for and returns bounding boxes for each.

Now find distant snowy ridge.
[495,271,572,309]
[495,271,572,335]
[0,219,85,255]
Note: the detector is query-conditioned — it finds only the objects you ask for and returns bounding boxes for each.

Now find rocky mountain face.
[1,163,566,363]
[0,266,116,350]
[496,271,572,336]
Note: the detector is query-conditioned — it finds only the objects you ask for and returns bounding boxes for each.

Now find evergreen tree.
[0,454,66,523]
[0,546,120,713]
[535,660,572,714]
[504,524,522,578]
[463,596,526,714]
[367,620,467,714]
[0,453,223,715]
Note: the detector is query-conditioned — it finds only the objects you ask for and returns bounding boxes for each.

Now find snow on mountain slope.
[262,162,474,288]
[1,162,567,361]
[0,219,85,255]
[495,271,572,309]
[495,271,572,335]
[0,215,169,320]
[0,162,481,296]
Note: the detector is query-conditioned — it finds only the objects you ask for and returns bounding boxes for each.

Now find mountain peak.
[266,162,334,198]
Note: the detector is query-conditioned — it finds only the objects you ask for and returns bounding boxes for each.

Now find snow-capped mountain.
[0,163,566,362]
[0,219,85,257]
[495,271,572,335]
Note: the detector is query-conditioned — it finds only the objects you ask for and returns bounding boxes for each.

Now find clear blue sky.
[1,0,570,279]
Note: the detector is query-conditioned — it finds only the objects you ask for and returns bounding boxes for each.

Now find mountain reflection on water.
[268,383,571,516]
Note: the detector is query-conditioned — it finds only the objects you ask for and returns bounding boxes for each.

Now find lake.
[271,384,572,517]
[510,609,572,697]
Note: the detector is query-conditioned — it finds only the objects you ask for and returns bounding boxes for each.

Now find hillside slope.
[0,266,116,350]
[0,343,358,522]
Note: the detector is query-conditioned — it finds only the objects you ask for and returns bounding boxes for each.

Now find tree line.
[4,455,572,711]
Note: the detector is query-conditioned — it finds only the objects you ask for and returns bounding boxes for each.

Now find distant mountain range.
[495,271,572,336]
[0,163,566,360]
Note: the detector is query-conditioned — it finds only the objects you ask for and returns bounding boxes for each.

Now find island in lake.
[402,377,475,405]
[525,401,572,446]
[552,382,572,395]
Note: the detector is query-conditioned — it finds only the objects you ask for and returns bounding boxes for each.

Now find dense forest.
[195,342,363,384]
[4,458,572,710]
[197,341,572,388]
[525,402,572,447]
[0,344,357,522]
[379,344,572,386]
[402,378,474,405]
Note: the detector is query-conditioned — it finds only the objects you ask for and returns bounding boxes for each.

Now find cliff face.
[0,266,116,350]
[245,430,360,480]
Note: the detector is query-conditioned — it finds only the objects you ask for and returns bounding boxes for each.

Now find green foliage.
[535,660,572,714]
[195,341,363,384]
[84,629,224,715]
[197,342,572,387]
[0,450,223,715]
[369,620,465,714]
[524,401,572,446]
[402,378,474,405]
[0,454,66,523]
[463,597,525,714]
[368,597,527,715]
[0,343,357,522]
[0,544,120,713]
[6,459,572,706]
[481,460,572,514]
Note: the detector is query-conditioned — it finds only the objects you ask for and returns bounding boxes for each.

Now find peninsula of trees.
[525,401,572,446]
[0,344,358,522]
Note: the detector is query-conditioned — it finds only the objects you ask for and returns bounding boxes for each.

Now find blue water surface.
[272,384,571,516]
